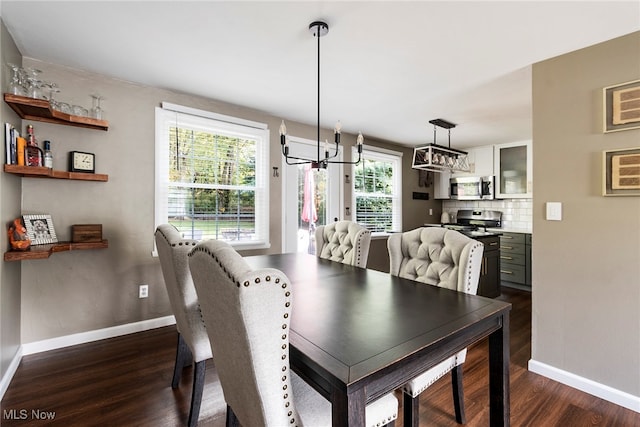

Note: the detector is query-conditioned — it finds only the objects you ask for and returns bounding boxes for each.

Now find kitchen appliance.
[450,176,494,200]
[443,209,502,232]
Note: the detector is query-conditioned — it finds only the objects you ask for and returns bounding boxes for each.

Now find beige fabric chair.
[315,220,371,268]
[188,239,398,427]
[387,227,484,426]
[155,224,212,427]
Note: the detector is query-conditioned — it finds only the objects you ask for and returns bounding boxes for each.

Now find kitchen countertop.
[423,224,502,239]
[486,227,532,234]
[425,223,532,234]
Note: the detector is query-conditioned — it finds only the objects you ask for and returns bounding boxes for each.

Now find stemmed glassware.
[4,63,102,120]
[24,67,45,99]
[90,94,104,119]
[43,82,60,110]
[7,63,26,96]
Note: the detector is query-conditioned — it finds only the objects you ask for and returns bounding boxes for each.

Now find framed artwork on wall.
[603,79,640,133]
[602,147,640,196]
[23,214,58,245]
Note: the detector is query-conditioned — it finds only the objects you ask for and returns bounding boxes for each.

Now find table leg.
[331,387,366,426]
[489,312,511,426]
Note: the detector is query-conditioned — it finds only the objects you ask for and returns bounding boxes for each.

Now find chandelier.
[411,119,470,173]
[280,20,363,169]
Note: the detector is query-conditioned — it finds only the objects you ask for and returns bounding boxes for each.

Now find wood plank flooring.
[2,287,639,426]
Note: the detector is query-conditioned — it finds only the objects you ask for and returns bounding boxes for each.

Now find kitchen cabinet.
[452,145,494,177]
[435,145,494,199]
[494,141,532,198]
[499,231,531,288]
[476,234,500,298]
[3,93,109,261]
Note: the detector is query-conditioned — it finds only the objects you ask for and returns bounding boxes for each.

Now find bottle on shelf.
[25,124,43,167]
[43,140,53,168]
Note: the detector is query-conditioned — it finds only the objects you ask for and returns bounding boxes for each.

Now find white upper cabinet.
[451,145,494,177]
[494,141,532,198]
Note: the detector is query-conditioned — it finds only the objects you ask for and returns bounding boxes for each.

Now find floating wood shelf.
[3,93,109,131]
[4,165,108,181]
[4,240,109,261]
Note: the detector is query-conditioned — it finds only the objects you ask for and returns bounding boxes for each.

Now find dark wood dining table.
[245,253,512,426]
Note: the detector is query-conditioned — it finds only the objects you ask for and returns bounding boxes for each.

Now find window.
[352,147,402,234]
[155,103,269,250]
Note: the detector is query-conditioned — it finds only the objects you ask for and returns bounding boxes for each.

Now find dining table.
[244,252,512,426]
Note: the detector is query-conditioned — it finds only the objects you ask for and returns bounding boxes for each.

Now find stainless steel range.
[444,209,502,232]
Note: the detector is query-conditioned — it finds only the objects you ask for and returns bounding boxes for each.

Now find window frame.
[155,103,270,251]
[351,146,403,236]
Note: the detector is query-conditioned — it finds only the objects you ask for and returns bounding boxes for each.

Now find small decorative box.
[71,224,103,243]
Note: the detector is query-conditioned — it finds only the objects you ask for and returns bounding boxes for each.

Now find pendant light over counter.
[412,119,470,173]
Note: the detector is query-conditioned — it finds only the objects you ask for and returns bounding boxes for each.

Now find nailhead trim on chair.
[155,227,198,247]
[355,229,371,266]
[466,242,483,293]
[190,243,298,424]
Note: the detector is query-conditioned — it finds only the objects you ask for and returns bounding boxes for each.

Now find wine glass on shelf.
[90,94,104,120]
[24,67,44,99]
[6,63,26,96]
[43,82,60,110]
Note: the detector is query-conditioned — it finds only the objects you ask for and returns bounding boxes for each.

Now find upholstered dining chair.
[155,224,212,427]
[387,227,484,427]
[314,220,372,268]
[188,239,398,427]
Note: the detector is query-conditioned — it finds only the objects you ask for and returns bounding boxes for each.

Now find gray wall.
[0,19,23,386]
[10,56,437,343]
[532,31,640,396]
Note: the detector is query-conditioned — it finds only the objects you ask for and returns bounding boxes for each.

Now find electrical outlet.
[139,284,149,298]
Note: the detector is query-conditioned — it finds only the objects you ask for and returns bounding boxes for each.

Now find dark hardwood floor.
[2,287,638,426]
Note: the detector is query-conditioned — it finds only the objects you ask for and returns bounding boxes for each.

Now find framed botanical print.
[23,214,58,245]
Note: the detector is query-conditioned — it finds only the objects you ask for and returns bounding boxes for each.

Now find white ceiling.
[1,1,639,148]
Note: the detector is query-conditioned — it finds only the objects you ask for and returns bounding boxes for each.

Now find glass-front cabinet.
[494,141,532,198]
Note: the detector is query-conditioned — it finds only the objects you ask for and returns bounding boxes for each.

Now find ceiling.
[1,1,639,148]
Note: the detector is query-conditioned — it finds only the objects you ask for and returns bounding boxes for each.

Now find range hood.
[412,119,470,173]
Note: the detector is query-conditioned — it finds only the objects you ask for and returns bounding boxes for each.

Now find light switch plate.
[546,202,562,221]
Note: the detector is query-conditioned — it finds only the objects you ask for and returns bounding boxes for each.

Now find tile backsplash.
[442,199,532,230]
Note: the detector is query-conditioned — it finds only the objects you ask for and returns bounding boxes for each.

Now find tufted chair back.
[155,224,212,363]
[387,227,484,294]
[315,220,372,268]
[188,239,304,427]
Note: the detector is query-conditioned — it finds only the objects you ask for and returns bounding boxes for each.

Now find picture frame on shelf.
[602,147,640,196]
[23,214,58,245]
[603,79,640,133]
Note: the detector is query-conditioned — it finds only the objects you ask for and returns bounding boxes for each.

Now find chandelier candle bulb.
[279,120,288,146]
[334,120,341,144]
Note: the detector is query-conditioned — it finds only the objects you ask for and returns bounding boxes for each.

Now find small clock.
[69,151,95,173]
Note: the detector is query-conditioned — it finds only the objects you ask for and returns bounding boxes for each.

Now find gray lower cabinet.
[476,235,500,298]
[500,232,532,288]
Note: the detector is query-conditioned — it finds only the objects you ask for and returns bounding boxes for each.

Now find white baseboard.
[22,315,176,356]
[0,346,23,401]
[1,316,176,402]
[528,359,640,413]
